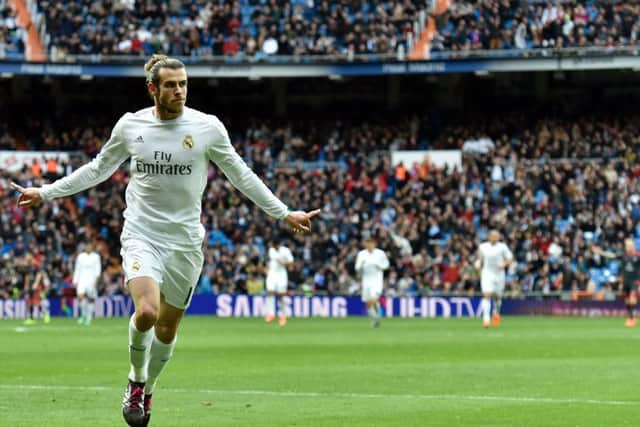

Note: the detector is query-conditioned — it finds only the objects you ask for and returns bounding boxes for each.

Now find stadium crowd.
[2,112,637,161]
[1,113,639,301]
[0,0,25,60]
[432,0,640,52]
[3,0,639,62]
[39,0,419,60]
[27,0,640,61]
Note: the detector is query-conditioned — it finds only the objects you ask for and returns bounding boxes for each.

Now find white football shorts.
[76,282,98,299]
[120,237,204,309]
[361,283,383,302]
[265,273,288,293]
[481,272,505,295]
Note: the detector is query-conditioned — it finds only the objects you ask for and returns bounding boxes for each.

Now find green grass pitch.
[0,316,638,426]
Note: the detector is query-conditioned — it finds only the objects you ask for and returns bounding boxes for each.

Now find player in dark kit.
[594,238,640,327]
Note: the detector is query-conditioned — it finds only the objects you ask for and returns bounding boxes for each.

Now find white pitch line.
[0,384,633,406]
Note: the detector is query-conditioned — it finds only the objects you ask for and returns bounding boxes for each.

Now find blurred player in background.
[24,270,50,325]
[593,238,640,327]
[73,241,102,326]
[11,54,320,427]
[355,233,390,328]
[264,237,294,326]
[475,230,514,328]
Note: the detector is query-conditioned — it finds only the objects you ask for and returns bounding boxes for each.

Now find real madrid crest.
[131,260,141,272]
[183,134,194,150]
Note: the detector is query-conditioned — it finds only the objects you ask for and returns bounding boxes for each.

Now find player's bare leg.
[481,292,492,328]
[625,293,637,327]
[23,299,36,325]
[123,277,160,427]
[41,299,50,324]
[277,293,287,326]
[265,290,276,322]
[143,294,184,426]
[366,299,381,328]
[491,293,502,326]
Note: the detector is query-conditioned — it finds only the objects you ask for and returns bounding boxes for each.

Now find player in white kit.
[73,241,102,326]
[10,54,321,427]
[475,230,514,328]
[355,233,390,328]
[264,237,294,326]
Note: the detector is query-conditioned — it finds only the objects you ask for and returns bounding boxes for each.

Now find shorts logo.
[183,135,194,150]
[131,261,141,272]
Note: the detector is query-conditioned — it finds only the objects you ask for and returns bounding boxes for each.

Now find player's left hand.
[284,209,321,233]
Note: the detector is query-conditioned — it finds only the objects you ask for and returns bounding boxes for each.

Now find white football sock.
[481,298,491,323]
[267,295,276,316]
[367,306,377,319]
[277,297,286,317]
[128,315,154,382]
[87,300,95,322]
[493,298,502,315]
[146,335,176,395]
[79,298,87,320]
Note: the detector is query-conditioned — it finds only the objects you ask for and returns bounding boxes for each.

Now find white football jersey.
[40,107,288,250]
[478,241,513,276]
[73,251,101,286]
[355,248,390,288]
[267,246,293,277]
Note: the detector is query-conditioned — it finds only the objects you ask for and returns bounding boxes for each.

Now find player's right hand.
[10,182,42,207]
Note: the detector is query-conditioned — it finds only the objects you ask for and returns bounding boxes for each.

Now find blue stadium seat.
[607,261,620,276]
[0,242,16,256]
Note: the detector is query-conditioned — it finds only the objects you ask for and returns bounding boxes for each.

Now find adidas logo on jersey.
[134,135,144,144]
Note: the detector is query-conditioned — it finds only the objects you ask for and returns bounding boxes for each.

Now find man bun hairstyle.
[144,54,185,87]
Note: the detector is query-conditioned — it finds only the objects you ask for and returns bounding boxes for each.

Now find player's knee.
[136,302,159,328]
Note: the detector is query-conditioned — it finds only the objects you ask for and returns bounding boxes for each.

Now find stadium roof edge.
[1,55,640,78]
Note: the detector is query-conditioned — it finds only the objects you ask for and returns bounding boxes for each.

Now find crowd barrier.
[0,295,629,319]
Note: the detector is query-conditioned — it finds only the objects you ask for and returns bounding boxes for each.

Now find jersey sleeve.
[72,256,80,284]
[503,244,514,261]
[354,251,364,272]
[40,114,131,200]
[205,116,288,219]
[283,247,294,263]
[378,250,390,270]
[93,255,102,282]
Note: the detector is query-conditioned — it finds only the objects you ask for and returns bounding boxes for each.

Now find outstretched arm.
[591,246,620,259]
[11,116,130,206]
[207,117,320,233]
